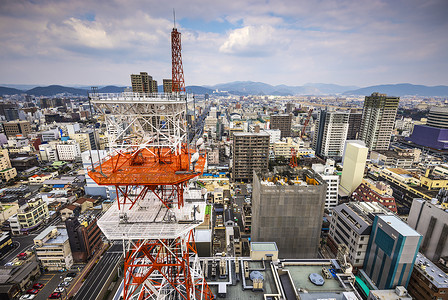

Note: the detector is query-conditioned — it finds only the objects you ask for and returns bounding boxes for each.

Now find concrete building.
[56,140,81,161]
[34,226,73,271]
[313,111,350,158]
[312,159,339,209]
[15,198,49,234]
[360,93,399,151]
[426,106,448,129]
[261,129,281,144]
[39,143,59,161]
[340,142,369,195]
[65,212,103,262]
[252,168,327,258]
[370,150,415,168]
[70,130,98,152]
[408,198,448,262]
[351,178,398,213]
[328,202,391,268]
[131,72,157,93]
[272,137,304,158]
[232,132,269,182]
[363,215,422,289]
[2,121,31,138]
[348,112,362,140]
[82,150,113,198]
[407,252,448,300]
[163,79,172,93]
[270,114,292,138]
[0,150,16,182]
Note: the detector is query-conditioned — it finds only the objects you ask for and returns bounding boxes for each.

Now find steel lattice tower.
[87,26,213,300]
[171,27,185,93]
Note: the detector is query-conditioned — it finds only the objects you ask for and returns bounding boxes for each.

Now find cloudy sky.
[1,0,447,87]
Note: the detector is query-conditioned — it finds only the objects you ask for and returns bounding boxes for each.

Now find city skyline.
[1,0,448,87]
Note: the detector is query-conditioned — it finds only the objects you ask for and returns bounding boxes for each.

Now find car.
[48,292,62,299]
[19,295,35,300]
[32,283,44,289]
[66,272,77,277]
[17,252,27,260]
[26,289,39,294]
[58,281,70,287]
[54,287,64,293]
[63,277,73,282]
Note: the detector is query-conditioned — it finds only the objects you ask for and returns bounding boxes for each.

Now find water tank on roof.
[309,273,325,286]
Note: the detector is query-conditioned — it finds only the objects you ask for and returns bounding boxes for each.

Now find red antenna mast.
[171,10,186,92]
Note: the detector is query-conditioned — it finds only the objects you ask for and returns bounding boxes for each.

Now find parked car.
[48,292,61,299]
[17,253,27,260]
[19,295,35,300]
[66,272,77,278]
[54,287,64,293]
[58,281,70,287]
[32,283,44,289]
[63,277,73,282]
[26,289,39,294]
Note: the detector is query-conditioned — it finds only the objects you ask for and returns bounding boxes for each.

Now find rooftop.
[378,215,421,237]
[415,252,448,288]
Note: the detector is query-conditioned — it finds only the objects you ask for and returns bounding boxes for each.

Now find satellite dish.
[191,152,200,163]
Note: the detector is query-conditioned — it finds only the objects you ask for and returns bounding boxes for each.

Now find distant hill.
[97,86,126,93]
[186,86,214,95]
[343,83,448,97]
[0,86,24,95]
[26,85,88,96]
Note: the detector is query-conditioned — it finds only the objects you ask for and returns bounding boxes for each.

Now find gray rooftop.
[378,215,421,237]
[415,253,448,288]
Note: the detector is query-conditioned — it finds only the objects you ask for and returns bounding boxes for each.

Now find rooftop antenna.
[173,8,176,28]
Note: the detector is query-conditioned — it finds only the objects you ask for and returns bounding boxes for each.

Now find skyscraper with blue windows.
[363,215,422,289]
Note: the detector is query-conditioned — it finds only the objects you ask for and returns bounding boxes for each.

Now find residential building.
[2,121,31,138]
[272,137,304,158]
[65,212,103,262]
[351,178,398,213]
[340,142,369,195]
[363,215,422,289]
[163,79,172,93]
[34,226,73,271]
[0,149,16,182]
[347,112,362,140]
[56,140,81,161]
[131,72,157,93]
[39,143,59,161]
[328,202,391,268]
[232,132,269,182]
[252,168,327,258]
[368,287,412,300]
[408,198,448,262]
[313,110,350,158]
[360,93,399,151]
[10,156,38,171]
[40,129,60,142]
[70,130,98,152]
[312,159,339,209]
[16,198,49,233]
[407,253,448,300]
[260,129,281,144]
[270,114,292,138]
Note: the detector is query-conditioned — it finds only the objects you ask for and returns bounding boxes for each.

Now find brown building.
[408,253,448,300]
[65,213,103,262]
[131,72,157,93]
[350,178,398,213]
[347,112,362,139]
[163,79,172,93]
[2,121,31,138]
[270,114,292,138]
[232,132,269,182]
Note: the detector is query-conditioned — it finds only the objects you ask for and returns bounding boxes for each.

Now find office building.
[347,112,362,140]
[328,202,391,268]
[2,121,31,138]
[270,114,292,138]
[252,168,327,258]
[360,93,399,151]
[363,215,422,289]
[82,150,114,199]
[351,178,397,213]
[70,130,98,152]
[313,111,350,158]
[407,198,448,262]
[56,140,81,161]
[34,226,73,271]
[409,107,448,150]
[65,213,103,262]
[312,159,339,209]
[340,142,368,194]
[15,198,49,233]
[232,132,269,182]
[0,150,16,182]
[407,253,448,300]
[131,72,157,93]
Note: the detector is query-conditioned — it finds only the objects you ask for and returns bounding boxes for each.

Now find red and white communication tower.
[88,25,214,300]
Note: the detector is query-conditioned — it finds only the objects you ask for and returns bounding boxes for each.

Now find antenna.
[173,8,176,29]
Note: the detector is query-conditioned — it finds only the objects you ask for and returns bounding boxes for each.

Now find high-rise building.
[131,72,157,93]
[313,111,350,158]
[232,132,269,182]
[2,121,31,138]
[407,198,448,262]
[360,93,399,151]
[312,159,339,209]
[363,215,422,289]
[340,142,368,194]
[426,107,448,128]
[163,79,173,93]
[252,168,327,258]
[347,112,362,139]
[270,114,292,138]
[328,202,392,268]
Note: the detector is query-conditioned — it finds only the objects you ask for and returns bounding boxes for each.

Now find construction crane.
[290,109,313,168]
[300,108,313,138]
[88,25,213,300]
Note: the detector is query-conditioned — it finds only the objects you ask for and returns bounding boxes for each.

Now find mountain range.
[1,82,448,97]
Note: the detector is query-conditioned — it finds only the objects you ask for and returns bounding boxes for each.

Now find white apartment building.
[56,141,81,161]
[39,143,59,162]
[313,111,350,158]
[312,159,339,209]
[34,226,73,271]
